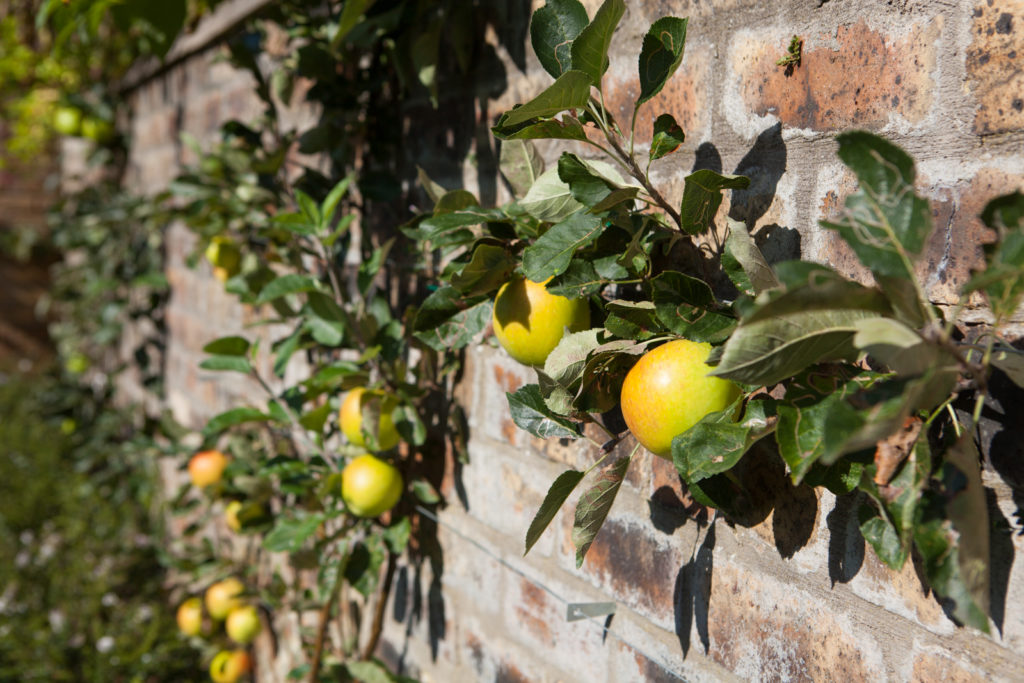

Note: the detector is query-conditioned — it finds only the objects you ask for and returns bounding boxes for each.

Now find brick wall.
[117,1,1024,680]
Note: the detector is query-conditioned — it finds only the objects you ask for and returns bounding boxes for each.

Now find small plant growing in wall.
[414,0,1023,633]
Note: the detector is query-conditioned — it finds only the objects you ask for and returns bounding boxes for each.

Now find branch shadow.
[673,523,715,657]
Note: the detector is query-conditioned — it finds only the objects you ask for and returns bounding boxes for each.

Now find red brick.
[967,0,1024,135]
[733,20,939,131]
[911,647,987,683]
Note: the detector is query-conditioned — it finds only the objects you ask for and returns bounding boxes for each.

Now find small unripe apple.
[492,277,590,366]
[205,578,244,621]
[205,236,241,282]
[53,106,82,136]
[80,116,114,143]
[225,501,243,532]
[620,339,741,457]
[189,450,229,488]
[176,597,203,637]
[341,454,403,518]
[209,649,251,683]
[339,387,400,451]
[225,605,261,645]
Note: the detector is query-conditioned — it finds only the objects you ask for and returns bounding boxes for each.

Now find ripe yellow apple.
[620,339,741,458]
[205,578,244,621]
[225,605,261,645]
[209,649,251,683]
[341,454,403,518]
[189,450,229,488]
[176,597,203,637]
[340,387,400,451]
[205,236,241,282]
[225,501,243,532]
[492,277,590,366]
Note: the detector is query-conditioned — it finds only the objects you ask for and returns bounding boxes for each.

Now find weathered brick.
[910,645,988,683]
[968,0,1024,135]
[731,20,939,132]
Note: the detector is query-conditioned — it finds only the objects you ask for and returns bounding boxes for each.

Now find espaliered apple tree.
[411,0,1024,634]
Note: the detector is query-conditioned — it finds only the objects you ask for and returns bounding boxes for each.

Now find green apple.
[205,236,241,282]
[339,387,400,451]
[341,454,403,518]
[225,605,261,645]
[209,649,251,683]
[492,277,590,367]
[53,106,82,136]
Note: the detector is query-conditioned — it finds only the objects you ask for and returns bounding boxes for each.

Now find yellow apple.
[176,597,203,637]
[225,605,261,645]
[225,501,243,532]
[209,649,251,683]
[189,450,229,488]
[341,454,403,518]
[205,236,241,282]
[620,339,741,458]
[492,277,590,366]
[339,387,400,451]
[205,578,244,621]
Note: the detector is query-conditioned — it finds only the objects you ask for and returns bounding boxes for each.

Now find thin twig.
[361,550,397,660]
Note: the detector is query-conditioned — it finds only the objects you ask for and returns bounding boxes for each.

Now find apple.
[339,387,400,451]
[80,116,114,143]
[492,277,590,366]
[225,501,243,532]
[176,597,203,637]
[620,339,741,457]
[53,106,82,136]
[205,236,241,282]
[205,578,244,621]
[341,454,403,518]
[189,450,229,488]
[225,605,261,645]
[209,649,251,683]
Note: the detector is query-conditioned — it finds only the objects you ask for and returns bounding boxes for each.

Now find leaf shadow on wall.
[673,522,714,657]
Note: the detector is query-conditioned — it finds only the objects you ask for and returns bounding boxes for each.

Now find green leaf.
[500,139,545,197]
[256,274,323,304]
[852,317,954,376]
[570,0,626,86]
[507,384,581,439]
[525,470,585,555]
[679,170,750,235]
[494,70,593,129]
[558,153,618,207]
[451,243,516,297]
[672,399,773,483]
[859,507,906,569]
[649,113,685,161]
[413,287,492,351]
[199,355,252,374]
[333,0,375,46]
[203,407,270,436]
[295,189,321,226]
[546,259,605,298]
[417,166,446,205]
[989,347,1024,389]
[649,271,734,343]
[321,174,354,227]
[271,211,318,236]
[345,537,385,597]
[492,116,590,143]
[520,167,585,222]
[543,328,603,390]
[820,131,932,280]
[202,336,251,356]
[572,454,631,567]
[263,513,325,553]
[394,405,427,447]
[418,207,504,249]
[637,17,688,106]
[299,402,332,433]
[382,517,412,554]
[530,0,590,78]
[522,211,604,281]
[966,192,1024,321]
[721,219,780,295]
[604,299,660,340]
[411,479,440,504]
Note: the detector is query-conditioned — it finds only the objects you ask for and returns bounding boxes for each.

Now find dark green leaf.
[321,174,354,227]
[570,0,626,86]
[672,399,773,483]
[546,259,606,298]
[493,116,590,143]
[434,189,478,214]
[721,219,780,295]
[411,479,440,504]
[382,517,412,555]
[859,507,906,569]
[530,0,590,78]
[525,470,585,555]
[203,407,269,436]
[495,70,593,128]
[451,243,516,297]
[820,132,932,280]
[543,328,603,390]
[680,170,750,235]
[412,287,492,351]
[202,336,251,356]
[199,355,252,374]
[558,153,619,207]
[649,113,685,161]
[572,454,631,567]
[333,0,375,46]
[604,299,660,340]
[650,270,734,343]
[637,17,688,106]
[522,211,604,281]
[507,384,581,439]
[299,402,332,433]
[256,274,322,304]
[852,317,954,376]
[345,537,385,597]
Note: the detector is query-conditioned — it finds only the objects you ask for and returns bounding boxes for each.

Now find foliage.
[413,0,1024,634]
[0,364,200,680]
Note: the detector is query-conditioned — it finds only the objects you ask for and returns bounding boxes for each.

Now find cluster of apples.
[176,577,260,682]
[491,277,739,456]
